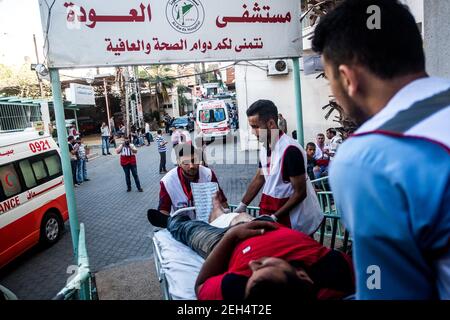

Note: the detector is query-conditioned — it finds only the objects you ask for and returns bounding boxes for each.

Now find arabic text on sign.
[105,37,264,56]
[64,2,152,29]
[216,3,292,28]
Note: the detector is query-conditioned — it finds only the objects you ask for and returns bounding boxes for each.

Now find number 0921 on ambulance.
[0,130,68,268]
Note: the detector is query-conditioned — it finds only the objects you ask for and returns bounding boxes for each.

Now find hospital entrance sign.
[38,0,302,68]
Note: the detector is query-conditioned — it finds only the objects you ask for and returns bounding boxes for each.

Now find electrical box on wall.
[267,60,289,76]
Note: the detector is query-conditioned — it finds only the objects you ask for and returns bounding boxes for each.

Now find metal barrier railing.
[311,177,348,241]
[0,102,42,132]
[229,176,352,253]
[53,223,97,300]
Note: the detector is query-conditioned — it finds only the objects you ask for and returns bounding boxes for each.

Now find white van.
[0,129,68,268]
[195,100,230,139]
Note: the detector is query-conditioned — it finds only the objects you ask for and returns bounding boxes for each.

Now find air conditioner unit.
[267,59,289,76]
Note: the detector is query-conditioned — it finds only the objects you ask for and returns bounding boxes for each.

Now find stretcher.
[151,180,352,300]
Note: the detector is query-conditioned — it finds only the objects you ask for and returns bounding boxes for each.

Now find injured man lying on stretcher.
[149,194,355,300]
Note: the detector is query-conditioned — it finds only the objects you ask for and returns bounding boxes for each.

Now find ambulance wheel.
[40,211,63,246]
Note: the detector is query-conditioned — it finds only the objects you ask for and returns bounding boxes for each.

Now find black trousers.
[70,160,77,184]
[159,152,166,172]
[122,164,141,189]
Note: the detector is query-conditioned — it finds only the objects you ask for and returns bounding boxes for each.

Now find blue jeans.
[167,215,274,259]
[76,159,87,183]
[122,164,141,189]
[168,215,229,259]
[102,136,110,154]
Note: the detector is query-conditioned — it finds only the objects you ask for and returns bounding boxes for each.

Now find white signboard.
[38,0,302,68]
[65,83,96,105]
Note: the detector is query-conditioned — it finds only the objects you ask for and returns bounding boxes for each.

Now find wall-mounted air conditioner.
[267,59,289,76]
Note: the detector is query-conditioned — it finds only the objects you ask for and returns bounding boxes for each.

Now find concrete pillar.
[424,0,450,78]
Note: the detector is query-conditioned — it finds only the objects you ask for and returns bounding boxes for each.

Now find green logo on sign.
[166,0,205,34]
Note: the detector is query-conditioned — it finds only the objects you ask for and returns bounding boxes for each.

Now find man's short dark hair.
[246,270,315,301]
[174,143,198,160]
[326,128,337,136]
[68,136,74,141]
[157,129,162,134]
[317,133,325,137]
[246,100,279,124]
[306,142,316,150]
[312,0,425,79]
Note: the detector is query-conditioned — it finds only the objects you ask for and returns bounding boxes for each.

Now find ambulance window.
[44,154,62,177]
[213,108,226,122]
[19,160,37,188]
[32,161,48,181]
[0,164,22,198]
[199,110,211,123]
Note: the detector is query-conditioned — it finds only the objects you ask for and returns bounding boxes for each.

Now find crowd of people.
[67,135,90,187]
[305,129,343,183]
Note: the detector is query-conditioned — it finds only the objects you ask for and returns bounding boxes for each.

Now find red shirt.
[158,167,227,212]
[198,225,353,300]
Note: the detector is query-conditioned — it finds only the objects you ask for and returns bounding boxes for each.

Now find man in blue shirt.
[312,0,450,299]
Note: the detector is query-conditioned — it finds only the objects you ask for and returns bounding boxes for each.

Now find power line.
[59,62,238,85]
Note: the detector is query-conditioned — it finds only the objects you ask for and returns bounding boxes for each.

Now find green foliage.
[177,85,192,111]
[0,63,52,98]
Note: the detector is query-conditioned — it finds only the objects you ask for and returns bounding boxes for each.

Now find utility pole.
[123,67,131,136]
[33,34,44,98]
[133,66,143,127]
[103,78,111,126]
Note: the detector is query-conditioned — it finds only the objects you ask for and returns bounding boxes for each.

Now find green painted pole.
[292,57,304,147]
[50,68,79,261]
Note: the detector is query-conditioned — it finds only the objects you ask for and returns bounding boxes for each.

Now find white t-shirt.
[101,126,110,137]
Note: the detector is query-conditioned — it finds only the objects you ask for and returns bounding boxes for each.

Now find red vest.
[120,146,137,166]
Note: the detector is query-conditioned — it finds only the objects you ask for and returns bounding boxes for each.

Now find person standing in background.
[145,121,152,146]
[116,136,143,192]
[101,122,111,155]
[278,113,288,134]
[75,136,90,184]
[156,129,168,174]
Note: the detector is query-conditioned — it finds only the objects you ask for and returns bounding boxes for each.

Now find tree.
[177,85,192,116]
[142,65,176,113]
[0,63,52,98]
[114,67,128,120]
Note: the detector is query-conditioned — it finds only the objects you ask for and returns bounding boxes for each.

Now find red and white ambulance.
[0,129,68,268]
[195,100,230,139]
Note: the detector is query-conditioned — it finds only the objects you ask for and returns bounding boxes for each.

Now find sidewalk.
[84,134,125,159]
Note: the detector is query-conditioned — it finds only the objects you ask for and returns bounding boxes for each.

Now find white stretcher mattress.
[153,230,204,300]
[153,213,239,299]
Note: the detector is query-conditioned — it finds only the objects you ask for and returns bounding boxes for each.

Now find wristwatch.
[270,214,278,222]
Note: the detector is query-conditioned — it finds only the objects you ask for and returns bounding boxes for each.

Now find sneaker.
[107,152,112,155]
[84,178,91,181]
[127,187,131,192]
[102,153,106,155]
[138,188,144,192]
[147,209,169,228]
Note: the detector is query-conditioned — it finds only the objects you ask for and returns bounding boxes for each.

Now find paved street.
[0,135,260,299]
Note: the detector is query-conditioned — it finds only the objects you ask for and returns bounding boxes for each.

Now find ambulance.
[195,100,230,139]
[0,129,68,268]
